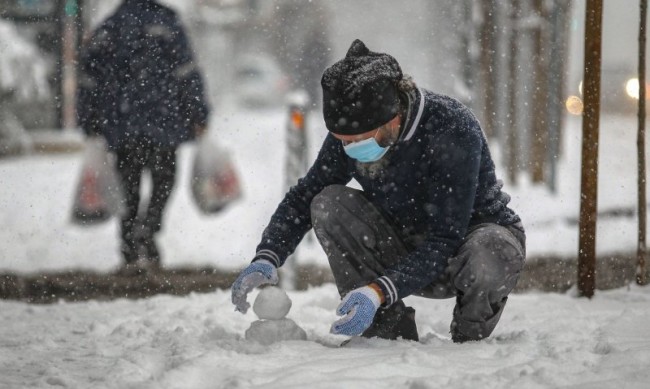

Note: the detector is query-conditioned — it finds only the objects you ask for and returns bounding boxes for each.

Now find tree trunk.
[547,0,571,192]
[637,0,648,286]
[531,0,549,183]
[506,0,521,185]
[479,0,497,138]
[578,0,603,298]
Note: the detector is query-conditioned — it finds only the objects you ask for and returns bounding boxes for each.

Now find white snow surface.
[1,108,650,387]
[1,284,649,388]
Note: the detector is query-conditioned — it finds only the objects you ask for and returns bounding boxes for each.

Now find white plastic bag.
[191,136,242,214]
[71,137,123,224]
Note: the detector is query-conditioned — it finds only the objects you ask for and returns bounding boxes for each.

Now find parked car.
[233,54,290,108]
[567,65,642,116]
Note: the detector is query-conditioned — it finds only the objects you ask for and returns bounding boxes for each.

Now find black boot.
[118,219,160,275]
[120,219,140,265]
[121,242,139,264]
[450,296,508,343]
[118,241,149,276]
[133,222,161,270]
[141,235,161,265]
[362,301,419,341]
[136,215,162,265]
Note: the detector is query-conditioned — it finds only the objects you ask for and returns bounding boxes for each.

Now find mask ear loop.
[372,127,383,142]
[373,116,397,148]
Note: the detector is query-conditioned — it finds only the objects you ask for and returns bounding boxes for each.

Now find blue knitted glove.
[330,286,381,336]
[231,260,279,313]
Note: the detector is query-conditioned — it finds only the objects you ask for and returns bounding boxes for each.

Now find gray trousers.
[311,185,526,340]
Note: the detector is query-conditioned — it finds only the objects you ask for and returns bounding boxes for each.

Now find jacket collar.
[398,88,425,142]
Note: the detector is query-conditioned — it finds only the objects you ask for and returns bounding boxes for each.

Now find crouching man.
[231,39,525,343]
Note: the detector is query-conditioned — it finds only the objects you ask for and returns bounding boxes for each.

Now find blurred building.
[0,1,463,132]
[0,0,645,138]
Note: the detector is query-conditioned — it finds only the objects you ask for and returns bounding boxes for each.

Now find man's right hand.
[231,260,279,313]
[330,285,381,336]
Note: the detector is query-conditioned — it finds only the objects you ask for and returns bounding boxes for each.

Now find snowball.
[245,318,307,345]
[253,286,292,320]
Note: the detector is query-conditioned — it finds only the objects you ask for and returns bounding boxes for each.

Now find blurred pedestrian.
[231,39,525,343]
[77,0,210,273]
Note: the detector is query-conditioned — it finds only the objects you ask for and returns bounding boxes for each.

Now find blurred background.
[0,0,645,186]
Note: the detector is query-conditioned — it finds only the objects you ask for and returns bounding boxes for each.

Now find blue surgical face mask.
[343,129,390,163]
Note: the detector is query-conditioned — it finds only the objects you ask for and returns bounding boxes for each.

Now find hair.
[396,74,416,128]
[396,74,417,95]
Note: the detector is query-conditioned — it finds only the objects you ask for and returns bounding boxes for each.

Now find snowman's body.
[245,286,307,345]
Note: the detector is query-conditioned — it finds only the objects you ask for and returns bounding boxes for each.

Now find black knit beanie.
[321,39,403,135]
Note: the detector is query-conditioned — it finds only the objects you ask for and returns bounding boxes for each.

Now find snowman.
[245,286,307,345]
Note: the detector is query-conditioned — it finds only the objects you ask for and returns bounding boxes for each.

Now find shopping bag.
[191,136,242,214]
[71,137,123,224]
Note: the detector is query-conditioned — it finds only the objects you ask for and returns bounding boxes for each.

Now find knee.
[310,185,352,224]
[452,228,524,293]
[453,258,502,293]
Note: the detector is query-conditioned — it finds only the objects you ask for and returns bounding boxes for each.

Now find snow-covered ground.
[1,284,649,388]
[1,108,650,387]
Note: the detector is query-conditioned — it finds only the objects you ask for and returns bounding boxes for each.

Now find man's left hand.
[231,260,278,313]
[330,285,381,336]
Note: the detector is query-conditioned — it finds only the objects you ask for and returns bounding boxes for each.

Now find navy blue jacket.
[255,88,521,304]
[77,0,209,149]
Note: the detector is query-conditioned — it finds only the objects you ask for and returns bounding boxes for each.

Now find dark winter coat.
[77,0,209,150]
[254,88,521,302]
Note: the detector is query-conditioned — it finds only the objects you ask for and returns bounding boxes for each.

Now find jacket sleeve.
[375,112,483,305]
[168,15,210,130]
[253,134,353,267]
[76,25,115,136]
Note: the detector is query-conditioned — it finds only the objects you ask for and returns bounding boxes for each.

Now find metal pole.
[61,0,78,129]
[578,0,603,298]
[55,0,66,129]
[547,0,564,193]
[461,0,477,110]
[478,0,497,138]
[281,92,310,290]
[637,0,648,286]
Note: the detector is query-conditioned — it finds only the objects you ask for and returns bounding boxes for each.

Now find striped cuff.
[375,276,398,306]
[253,249,281,268]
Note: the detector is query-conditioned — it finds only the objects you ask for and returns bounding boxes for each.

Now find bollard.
[281,91,310,290]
